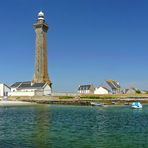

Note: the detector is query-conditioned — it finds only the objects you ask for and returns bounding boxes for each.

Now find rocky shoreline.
[1,95,148,106]
[10,97,148,106]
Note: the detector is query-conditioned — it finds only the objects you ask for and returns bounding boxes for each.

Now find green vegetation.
[135,90,141,94]
[79,93,148,99]
[80,95,117,99]
[58,96,75,99]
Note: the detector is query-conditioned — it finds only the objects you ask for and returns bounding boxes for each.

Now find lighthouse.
[32,11,52,86]
[9,11,52,96]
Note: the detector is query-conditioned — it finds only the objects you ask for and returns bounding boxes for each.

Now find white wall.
[0,84,10,96]
[43,85,52,95]
[94,87,109,95]
[11,88,17,92]
[78,90,91,94]
[19,89,35,92]
[8,91,35,96]
[9,84,52,96]
[4,85,10,96]
[0,84,3,96]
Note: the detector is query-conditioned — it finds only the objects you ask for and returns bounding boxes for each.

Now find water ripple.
[0,105,148,147]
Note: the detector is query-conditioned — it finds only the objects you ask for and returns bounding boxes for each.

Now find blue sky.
[0,0,148,91]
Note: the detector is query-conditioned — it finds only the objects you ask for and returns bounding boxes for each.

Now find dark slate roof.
[31,83,45,88]
[0,83,11,89]
[3,84,11,89]
[11,82,22,88]
[78,85,92,90]
[11,81,46,89]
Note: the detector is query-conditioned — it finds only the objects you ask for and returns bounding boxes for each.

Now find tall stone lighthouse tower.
[32,11,51,86]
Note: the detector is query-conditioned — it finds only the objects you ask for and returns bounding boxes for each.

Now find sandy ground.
[0,100,36,106]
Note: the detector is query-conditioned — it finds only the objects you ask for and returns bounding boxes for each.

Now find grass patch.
[58,96,75,99]
[79,93,148,99]
[80,96,117,99]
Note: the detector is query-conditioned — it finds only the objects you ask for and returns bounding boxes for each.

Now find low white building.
[0,84,11,96]
[9,81,51,96]
[78,85,95,94]
[94,86,109,95]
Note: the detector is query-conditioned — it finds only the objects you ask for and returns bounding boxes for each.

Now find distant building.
[9,82,51,96]
[125,88,137,94]
[94,86,109,95]
[106,80,121,94]
[78,85,95,94]
[141,90,146,94]
[0,84,10,96]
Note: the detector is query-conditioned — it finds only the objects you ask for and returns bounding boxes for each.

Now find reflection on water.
[0,105,52,147]
[0,105,148,148]
[32,105,51,147]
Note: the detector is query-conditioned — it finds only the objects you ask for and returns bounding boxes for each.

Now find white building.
[0,84,11,96]
[94,86,109,95]
[9,81,51,96]
[78,85,95,94]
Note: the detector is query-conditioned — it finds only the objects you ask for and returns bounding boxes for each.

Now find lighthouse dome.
[38,11,44,17]
[38,11,44,20]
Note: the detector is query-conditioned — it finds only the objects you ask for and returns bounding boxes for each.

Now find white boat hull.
[131,106,142,109]
[90,102,104,106]
[131,102,142,109]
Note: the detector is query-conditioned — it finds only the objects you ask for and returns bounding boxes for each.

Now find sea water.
[0,104,148,148]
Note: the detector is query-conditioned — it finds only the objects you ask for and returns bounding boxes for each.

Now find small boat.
[90,102,104,106]
[131,102,142,109]
[112,101,116,105]
[124,102,130,105]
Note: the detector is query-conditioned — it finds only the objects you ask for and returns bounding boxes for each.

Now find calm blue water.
[0,104,148,148]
